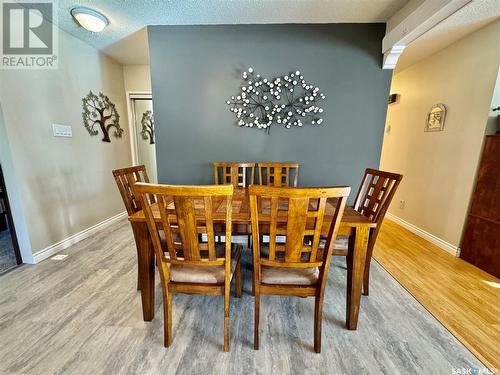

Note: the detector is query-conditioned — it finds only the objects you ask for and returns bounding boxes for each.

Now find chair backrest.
[249,185,350,272]
[112,165,152,215]
[257,162,299,187]
[353,168,403,225]
[213,162,255,188]
[135,183,234,274]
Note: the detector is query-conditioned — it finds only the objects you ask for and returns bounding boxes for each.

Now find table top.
[129,188,375,228]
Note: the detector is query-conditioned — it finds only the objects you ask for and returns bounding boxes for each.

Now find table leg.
[134,222,155,321]
[346,225,369,330]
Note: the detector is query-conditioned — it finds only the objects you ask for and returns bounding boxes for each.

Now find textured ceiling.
[54,0,408,64]
[395,0,500,73]
[54,0,500,69]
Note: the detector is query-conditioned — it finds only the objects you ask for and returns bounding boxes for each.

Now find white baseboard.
[32,211,127,264]
[386,212,460,257]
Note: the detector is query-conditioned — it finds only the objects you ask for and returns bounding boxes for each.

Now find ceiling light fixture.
[71,7,109,33]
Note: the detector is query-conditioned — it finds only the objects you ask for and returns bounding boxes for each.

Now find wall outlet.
[52,124,72,137]
[399,200,406,209]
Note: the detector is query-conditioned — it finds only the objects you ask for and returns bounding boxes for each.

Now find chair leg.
[247,234,251,249]
[363,260,371,296]
[235,261,242,298]
[254,290,260,350]
[223,287,230,352]
[363,243,375,296]
[132,228,141,291]
[250,250,255,296]
[164,291,173,347]
[136,246,142,290]
[314,295,324,353]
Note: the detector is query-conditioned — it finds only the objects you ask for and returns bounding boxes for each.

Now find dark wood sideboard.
[460,135,500,278]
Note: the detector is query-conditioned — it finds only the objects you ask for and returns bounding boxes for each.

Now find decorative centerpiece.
[226,67,326,134]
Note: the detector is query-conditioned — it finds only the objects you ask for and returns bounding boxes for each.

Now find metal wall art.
[226,67,326,133]
[425,103,446,132]
[141,110,155,144]
[82,91,123,143]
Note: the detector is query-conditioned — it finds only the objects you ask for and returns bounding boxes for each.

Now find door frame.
[0,163,22,266]
[126,92,152,166]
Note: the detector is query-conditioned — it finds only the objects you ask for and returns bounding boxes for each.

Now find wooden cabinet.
[460,135,500,278]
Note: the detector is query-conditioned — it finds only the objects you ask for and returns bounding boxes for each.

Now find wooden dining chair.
[352,168,402,296]
[257,162,299,187]
[112,165,153,290]
[213,162,255,188]
[113,165,152,216]
[213,162,255,245]
[135,183,242,352]
[249,184,350,353]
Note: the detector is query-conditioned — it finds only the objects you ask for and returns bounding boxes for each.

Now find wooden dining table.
[128,188,376,330]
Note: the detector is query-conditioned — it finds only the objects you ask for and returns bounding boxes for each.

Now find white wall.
[380,19,500,250]
[0,28,132,262]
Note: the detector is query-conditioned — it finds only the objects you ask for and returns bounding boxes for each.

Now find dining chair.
[113,165,152,216]
[213,162,255,188]
[249,184,350,353]
[135,183,242,352]
[257,162,299,187]
[213,162,255,245]
[352,168,402,296]
[112,165,153,290]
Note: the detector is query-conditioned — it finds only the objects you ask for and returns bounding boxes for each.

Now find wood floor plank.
[374,219,500,371]
[0,219,483,374]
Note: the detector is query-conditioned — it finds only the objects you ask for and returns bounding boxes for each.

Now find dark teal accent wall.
[148,24,392,194]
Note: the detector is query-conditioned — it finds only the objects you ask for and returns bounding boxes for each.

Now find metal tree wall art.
[82,91,123,143]
[141,110,155,144]
[226,67,326,133]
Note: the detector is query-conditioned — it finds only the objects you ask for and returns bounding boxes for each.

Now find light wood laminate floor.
[0,219,481,374]
[374,219,500,371]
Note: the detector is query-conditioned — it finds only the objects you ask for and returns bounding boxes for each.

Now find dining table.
[128,187,376,330]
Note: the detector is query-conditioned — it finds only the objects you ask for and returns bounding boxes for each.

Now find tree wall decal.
[82,91,123,143]
[141,110,155,144]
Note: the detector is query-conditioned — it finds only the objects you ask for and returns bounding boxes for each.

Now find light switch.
[52,124,72,137]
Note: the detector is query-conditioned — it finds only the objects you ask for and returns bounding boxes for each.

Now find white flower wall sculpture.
[226,67,326,133]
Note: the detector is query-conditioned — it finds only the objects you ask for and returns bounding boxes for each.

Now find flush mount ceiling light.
[71,7,109,32]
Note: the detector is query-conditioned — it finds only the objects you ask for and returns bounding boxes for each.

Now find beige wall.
[380,19,500,248]
[123,65,151,93]
[122,65,156,182]
[0,28,132,259]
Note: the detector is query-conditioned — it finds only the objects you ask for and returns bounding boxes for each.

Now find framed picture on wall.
[425,104,446,132]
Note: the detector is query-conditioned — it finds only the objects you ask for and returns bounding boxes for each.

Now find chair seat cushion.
[169,243,242,284]
[261,266,319,285]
